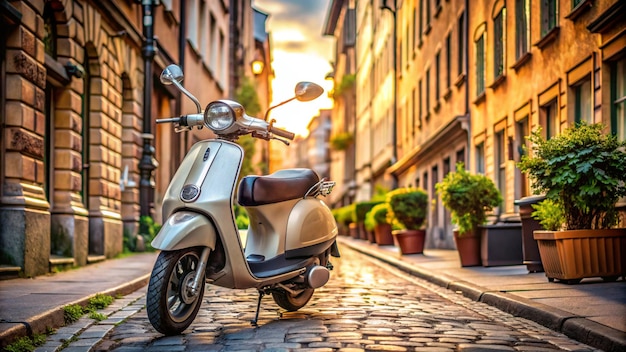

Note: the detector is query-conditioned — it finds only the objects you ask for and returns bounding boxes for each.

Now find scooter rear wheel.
[147,247,205,335]
[271,288,314,311]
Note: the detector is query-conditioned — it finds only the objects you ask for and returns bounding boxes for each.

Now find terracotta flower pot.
[374,223,394,245]
[534,229,625,284]
[393,229,426,255]
[453,229,481,267]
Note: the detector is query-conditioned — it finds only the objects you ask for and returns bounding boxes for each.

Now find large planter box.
[534,229,626,283]
[479,223,523,267]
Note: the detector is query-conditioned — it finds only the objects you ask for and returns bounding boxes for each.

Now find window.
[574,78,592,124]
[209,14,217,69]
[418,79,423,126]
[412,88,417,134]
[43,4,57,58]
[495,129,506,209]
[613,57,626,141]
[572,0,584,7]
[476,142,485,174]
[435,51,441,101]
[515,0,530,61]
[187,0,198,48]
[199,0,207,58]
[515,117,531,198]
[541,0,558,37]
[542,99,559,139]
[475,34,486,97]
[493,7,506,78]
[425,68,431,116]
[425,0,431,33]
[457,12,466,77]
[456,148,465,167]
[446,34,451,89]
[418,0,424,41]
[413,6,418,51]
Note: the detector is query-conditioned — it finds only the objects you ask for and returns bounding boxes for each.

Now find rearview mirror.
[294,82,324,102]
[160,64,184,85]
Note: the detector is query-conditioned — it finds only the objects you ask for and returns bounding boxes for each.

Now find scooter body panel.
[285,198,337,254]
[151,211,217,250]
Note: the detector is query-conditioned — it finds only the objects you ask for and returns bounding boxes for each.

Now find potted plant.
[332,205,354,237]
[518,122,626,283]
[354,201,382,242]
[436,163,502,266]
[367,203,394,245]
[387,187,429,254]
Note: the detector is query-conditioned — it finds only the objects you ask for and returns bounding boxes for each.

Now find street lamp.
[380,0,399,189]
[138,0,159,217]
[251,52,264,75]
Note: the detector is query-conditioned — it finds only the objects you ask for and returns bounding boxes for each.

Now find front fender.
[151,211,217,251]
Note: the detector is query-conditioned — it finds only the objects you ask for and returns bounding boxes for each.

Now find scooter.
[146,64,340,335]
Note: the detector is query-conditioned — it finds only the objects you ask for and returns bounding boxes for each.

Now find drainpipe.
[178,0,187,152]
[464,0,471,170]
[139,0,158,217]
[381,0,399,189]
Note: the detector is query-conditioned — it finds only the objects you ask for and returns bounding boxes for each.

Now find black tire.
[601,275,619,282]
[272,287,315,311]
[271,250,330,311]
[147,248,205,335]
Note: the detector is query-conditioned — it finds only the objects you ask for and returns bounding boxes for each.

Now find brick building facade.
[1,0,261,277]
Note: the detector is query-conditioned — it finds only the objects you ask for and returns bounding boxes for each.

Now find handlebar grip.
[270,126,295,140]
[156,117,181,124]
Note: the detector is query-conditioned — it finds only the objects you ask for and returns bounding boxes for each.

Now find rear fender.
[151,211,217,251]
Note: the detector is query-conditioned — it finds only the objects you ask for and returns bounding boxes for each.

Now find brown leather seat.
[238,168,320,206]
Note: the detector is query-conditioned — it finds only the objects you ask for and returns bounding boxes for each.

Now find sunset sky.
[252,0,335,136]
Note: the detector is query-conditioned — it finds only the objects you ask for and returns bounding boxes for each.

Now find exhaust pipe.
[305,265,330,289]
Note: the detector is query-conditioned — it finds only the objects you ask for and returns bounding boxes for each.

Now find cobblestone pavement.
[39,246,603,352]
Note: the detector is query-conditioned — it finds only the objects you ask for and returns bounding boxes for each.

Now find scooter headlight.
[204,102,235,132]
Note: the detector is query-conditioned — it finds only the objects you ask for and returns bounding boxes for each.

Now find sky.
[252,0,335,137]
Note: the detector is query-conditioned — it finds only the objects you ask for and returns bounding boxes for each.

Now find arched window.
[492,1,506,79]
[473,23,487,98]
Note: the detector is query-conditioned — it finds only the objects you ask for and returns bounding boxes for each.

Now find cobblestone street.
[57,246,601,352]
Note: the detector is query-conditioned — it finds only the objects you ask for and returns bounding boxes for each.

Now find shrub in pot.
[353,201,382,241]
[332,205,354,237]
[387,187,429,254]
[436,163,502,266]
[518,122,626,283]
[367,203,395,245]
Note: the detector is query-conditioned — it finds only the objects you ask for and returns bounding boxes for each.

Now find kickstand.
[251,290,265,326]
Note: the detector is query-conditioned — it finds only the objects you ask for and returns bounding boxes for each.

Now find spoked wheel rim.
[166,252,201,323]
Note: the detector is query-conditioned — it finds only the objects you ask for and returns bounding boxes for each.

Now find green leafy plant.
[353,201,382,224]
[332,73,356,99]
[138,216,162,252]
[87,293,114,311]
[89,311,107,321]
[387,187,429,230]
[63,304,84,324]
[518,122,626,230]
[330,132,354,151]
[364,210,377,232]
[531,199,565,231]
[436,163,502,235]
[4,334,46,352]
[370,203,391,225]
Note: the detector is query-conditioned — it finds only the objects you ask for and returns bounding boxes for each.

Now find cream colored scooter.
[146,65,339,335]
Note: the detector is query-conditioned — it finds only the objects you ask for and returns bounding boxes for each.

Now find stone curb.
[0,273,150,348]
[338,237,626,352]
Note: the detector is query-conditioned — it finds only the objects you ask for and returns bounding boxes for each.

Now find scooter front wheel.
[147,247,205,335]
[271,288,314,311]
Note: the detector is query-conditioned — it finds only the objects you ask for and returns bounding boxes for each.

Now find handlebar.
[269,126,295,140]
